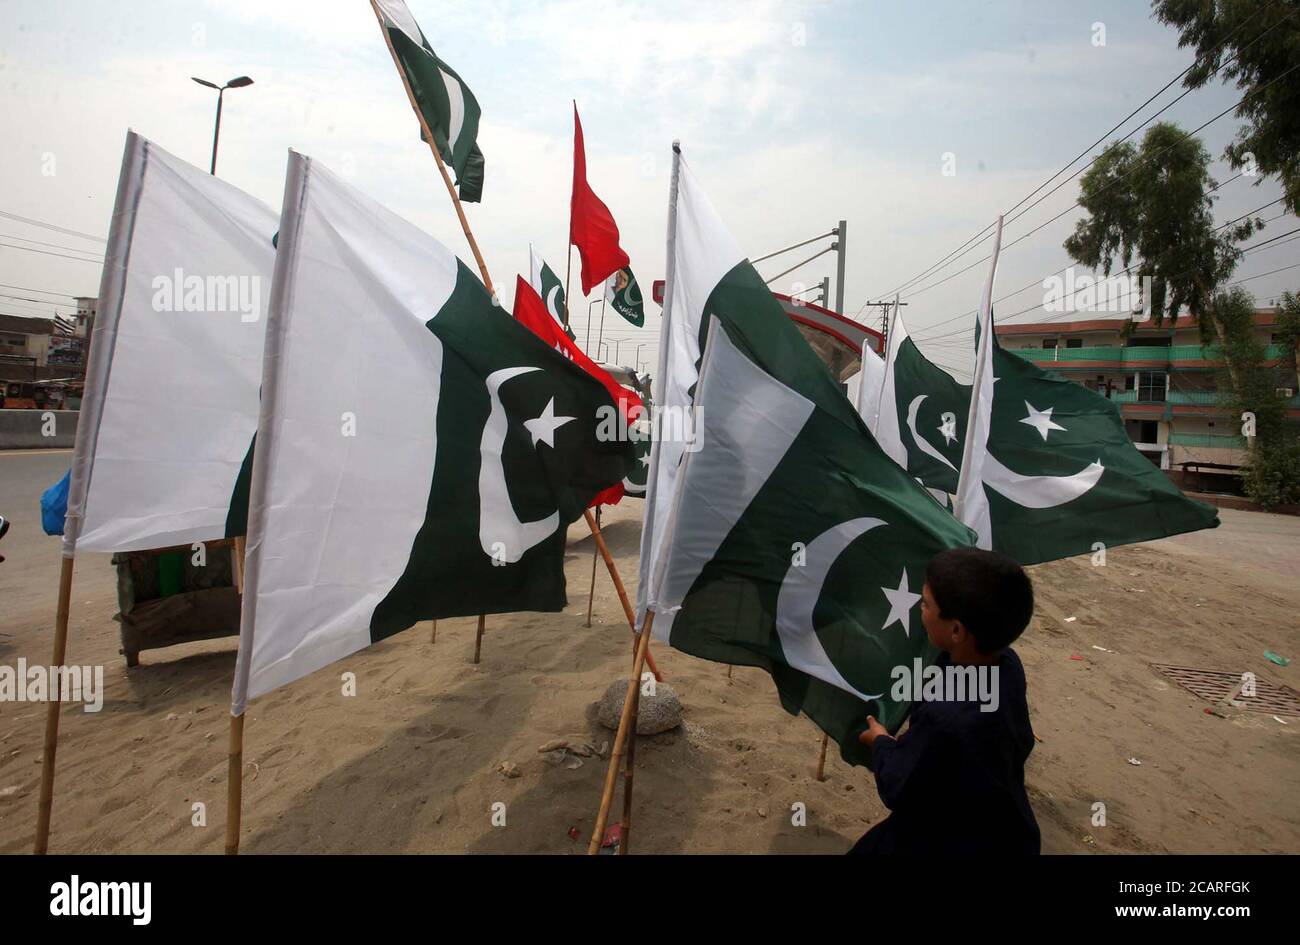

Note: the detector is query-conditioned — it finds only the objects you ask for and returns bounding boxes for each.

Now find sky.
[0,0,1295,379]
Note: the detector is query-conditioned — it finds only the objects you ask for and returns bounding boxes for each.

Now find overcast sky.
[1,0,1294,377]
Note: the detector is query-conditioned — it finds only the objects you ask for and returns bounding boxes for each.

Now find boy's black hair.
[925,548,1033,653]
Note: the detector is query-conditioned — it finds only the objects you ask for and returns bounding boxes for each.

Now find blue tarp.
[41,468,70,536]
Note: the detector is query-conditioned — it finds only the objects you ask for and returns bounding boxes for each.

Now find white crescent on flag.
[774,517,885,702]
[479,366,559,562]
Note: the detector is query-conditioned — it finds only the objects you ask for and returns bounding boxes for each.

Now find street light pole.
[192,75,254,176]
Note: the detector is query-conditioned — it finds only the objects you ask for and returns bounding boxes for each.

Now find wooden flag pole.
[588,610,654,854]
[815,732,829,782]
[371,0,497,657]
[473,614,486,664]
[33,555,75,854]
[225,712,245,854]
[225,534,249,855]
[369,0,493,296]
[584,506,601,627]
[618,668,644,855]
[372,3,650,677]
[581,507,660,681]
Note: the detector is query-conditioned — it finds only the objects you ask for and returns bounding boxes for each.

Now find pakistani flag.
[528,244,572,339]
[375,0,484,202]
[868,307,970,508]
[862,218,1220,564]
[231,153,631,712]
[64,131,274,556]
[604,265,645,327]
[621,422,651,498]
[640,146,975,764]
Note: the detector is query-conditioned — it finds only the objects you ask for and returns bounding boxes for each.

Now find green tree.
[1064,122,1257,387]
[1154,0,1300,215]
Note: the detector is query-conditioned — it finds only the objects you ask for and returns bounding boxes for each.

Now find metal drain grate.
[1151,664,1300,717]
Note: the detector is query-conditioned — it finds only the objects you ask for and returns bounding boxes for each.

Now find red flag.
[569,104,629,295]
[513,276,640,506]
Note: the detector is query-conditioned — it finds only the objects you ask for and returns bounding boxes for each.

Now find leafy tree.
[1154,0,1300,215]
[1064,122,1258,387]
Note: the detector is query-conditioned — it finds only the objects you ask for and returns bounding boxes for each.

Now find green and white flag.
[231,152,632,713]
[64,131,275,555]
[868,305,969,508]
[604,265,645,327]
[528,244,571,337]
[621,420,651,498]
[868,217,1220,565]
[376,0,484,202]
[640,146,976,763]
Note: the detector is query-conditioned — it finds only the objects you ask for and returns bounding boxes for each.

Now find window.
[1137,371,1167,402]
[1041,339,1057,349]
[1066,338,1083,348]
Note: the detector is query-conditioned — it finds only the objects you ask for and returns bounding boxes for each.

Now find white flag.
[64,131,276,556]
[952,215,1004,548]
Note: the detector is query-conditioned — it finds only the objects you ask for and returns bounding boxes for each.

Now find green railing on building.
[1010,343,1285,364]
[1167,433,1247,449]
[1112,390,1226,405]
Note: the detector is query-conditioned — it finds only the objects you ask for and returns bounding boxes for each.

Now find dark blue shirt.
[850,648,1040,856]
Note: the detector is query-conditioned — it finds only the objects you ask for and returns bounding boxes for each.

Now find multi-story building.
[0,299,94,407]
[996,308,1299,492]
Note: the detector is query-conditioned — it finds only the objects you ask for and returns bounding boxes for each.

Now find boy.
[851,547,1040,855]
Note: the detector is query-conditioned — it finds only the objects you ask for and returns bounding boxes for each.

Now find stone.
[596,679,683,735]
[498,761,521,779]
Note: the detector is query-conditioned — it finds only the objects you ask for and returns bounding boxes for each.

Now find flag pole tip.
[671,140,681,154]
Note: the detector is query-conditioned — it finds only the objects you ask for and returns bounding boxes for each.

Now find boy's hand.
[858,715,890,748]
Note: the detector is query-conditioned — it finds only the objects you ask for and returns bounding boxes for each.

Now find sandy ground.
[1,448,1298,854]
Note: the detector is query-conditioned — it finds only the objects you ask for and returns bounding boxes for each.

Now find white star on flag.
[524,397,575,448]
[938,413,958,445]
[880,569,921,636]
[1019,401,1066,441]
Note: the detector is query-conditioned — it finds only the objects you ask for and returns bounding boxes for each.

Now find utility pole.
[859,298,908,350]
[833,220,847,314]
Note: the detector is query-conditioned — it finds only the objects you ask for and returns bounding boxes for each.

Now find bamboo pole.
[618,670,644,855]
[232,536,246,594]
[225,535,251,855]
[33,555,75,854]
[815,733,829,782]
[372,1,496,656]
[370,0,493,296]
[225,712,245,854]
[473,614,486,664]
[584,506,601,627]
[588,611,654,854]
[581,507,660,681]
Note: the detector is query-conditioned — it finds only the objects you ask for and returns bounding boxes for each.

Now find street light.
[192,75,254,175]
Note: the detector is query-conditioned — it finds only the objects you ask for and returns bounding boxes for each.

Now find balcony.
[1110,390,1300,408]
[1010,343,1286,364]
[1167,433,1247,449]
